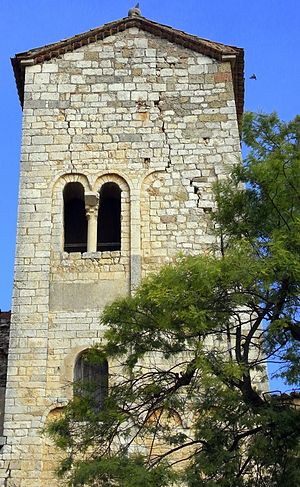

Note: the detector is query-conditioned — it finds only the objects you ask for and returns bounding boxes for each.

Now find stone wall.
[1,26,241,486]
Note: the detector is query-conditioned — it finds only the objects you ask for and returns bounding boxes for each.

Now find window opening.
[74,351,108,409]
[97,182,121,251]
[63,182,87,253]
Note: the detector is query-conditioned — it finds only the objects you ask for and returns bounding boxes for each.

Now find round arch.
[94,173,130,255]
[52,173,91,253]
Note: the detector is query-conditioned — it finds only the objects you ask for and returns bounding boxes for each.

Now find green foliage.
[47,113,300,486]
[61,455,175,487]
[214,111,300,384]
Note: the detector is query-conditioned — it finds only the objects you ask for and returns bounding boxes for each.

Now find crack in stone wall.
[4,462,11,487]
[65,114,75,172]
[155,96,172,170]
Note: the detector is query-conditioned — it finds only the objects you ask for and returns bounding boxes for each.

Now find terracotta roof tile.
[0,311,11,322]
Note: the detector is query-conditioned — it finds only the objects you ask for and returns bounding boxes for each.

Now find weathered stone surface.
[49,280,129,311]
[2,24,246,487]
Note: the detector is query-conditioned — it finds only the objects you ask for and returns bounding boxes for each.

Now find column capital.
[85,191,99,208]
[85,205,98,219]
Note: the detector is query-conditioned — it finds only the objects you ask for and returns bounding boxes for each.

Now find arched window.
[74,351,108,409]
[97,182,121,251]
[146,408,183,427]
[63,182,87,253]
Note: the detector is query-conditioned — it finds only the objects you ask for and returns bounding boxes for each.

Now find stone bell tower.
[1,8,244,486]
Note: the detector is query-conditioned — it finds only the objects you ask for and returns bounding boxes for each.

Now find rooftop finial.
[128,3,141,17]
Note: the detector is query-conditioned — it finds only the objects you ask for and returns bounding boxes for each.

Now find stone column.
[130,187,141,293]
[85,192,99,253]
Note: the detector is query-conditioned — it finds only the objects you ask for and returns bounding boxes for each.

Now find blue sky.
[0,0,299,388]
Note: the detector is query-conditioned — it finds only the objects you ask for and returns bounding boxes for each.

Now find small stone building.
[0,312,10,444]
[1,9,244,486]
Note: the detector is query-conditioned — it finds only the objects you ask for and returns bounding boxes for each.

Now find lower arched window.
[74,350,108,409]
[97,182,121,251]
[63,182,87,253]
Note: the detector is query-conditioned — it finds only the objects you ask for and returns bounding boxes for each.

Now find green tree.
[47,113,300,486]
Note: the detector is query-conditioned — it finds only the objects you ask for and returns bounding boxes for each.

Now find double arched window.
[63,181,121,253]
[74,351,108,409]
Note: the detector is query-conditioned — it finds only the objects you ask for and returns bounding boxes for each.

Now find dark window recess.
[63,182,87,253]
[74,352,108,409]
[97,182,121,251]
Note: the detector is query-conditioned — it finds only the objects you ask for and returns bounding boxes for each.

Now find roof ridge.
[16,17,242,61]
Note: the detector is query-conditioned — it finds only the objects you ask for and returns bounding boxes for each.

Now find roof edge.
[11,15,244,123]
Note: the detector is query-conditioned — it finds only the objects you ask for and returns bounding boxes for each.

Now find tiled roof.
[0,311,11,322]
[11,15,244,123]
